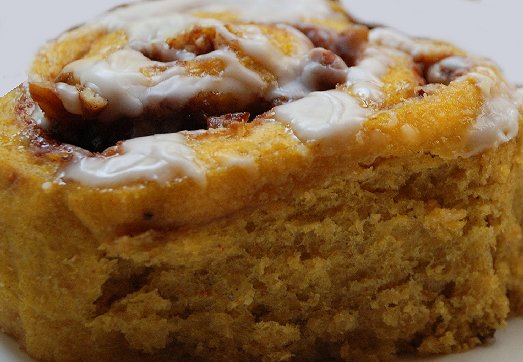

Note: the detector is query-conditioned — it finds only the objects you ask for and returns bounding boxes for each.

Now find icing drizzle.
[27,0,521,187]
[64,133,205,186]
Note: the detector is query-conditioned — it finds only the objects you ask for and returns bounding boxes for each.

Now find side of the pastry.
[0,0,522,361]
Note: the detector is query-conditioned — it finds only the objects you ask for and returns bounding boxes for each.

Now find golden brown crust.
[1,84,523,360]
[1,1,522,361]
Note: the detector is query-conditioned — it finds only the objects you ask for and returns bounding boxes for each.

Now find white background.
[0,1,522,361]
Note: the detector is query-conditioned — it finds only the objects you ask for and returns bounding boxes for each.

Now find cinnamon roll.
[0,0,522,361]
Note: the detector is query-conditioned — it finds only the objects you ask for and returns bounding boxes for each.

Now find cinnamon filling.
[28,20,367,153]
[24,2,477,156]
[30,82,274,152]
[18,0,519,188]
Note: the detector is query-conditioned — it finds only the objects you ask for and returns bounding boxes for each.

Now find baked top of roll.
[1,3,522,360]
[15,0,522,189]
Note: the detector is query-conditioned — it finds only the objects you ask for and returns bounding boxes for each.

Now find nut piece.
[297,23,369,66]
[302,48,349,91]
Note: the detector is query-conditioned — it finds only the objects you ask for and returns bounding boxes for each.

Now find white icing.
[64,133,205,186]
[463,69,520,156]
[368,27,437,58]
[346,46,399,103]
[436,56,472,72]
[30,103,49,129]
[29,0,519,187]
[49,0,346,187]
[56,83,83,115]
[51,0,338,122]
[469,67,498,96]
[60,47,270,121]
[426,56,473,84]
[466,96,519,155]
[274,90,371,141]
[55,21,320,121]
[221,24,318,99]
[119,14,219,47]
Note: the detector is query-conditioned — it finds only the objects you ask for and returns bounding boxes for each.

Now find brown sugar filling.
[25,16,463,154]
[27,22,370,153]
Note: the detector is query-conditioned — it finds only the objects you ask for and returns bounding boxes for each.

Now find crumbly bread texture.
[1,86,523,361]
[1,0,523,361]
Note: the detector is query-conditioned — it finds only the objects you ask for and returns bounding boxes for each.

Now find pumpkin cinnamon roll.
[0,0,522,360]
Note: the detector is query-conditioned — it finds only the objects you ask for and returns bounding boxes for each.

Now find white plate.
[0,1,522,361]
